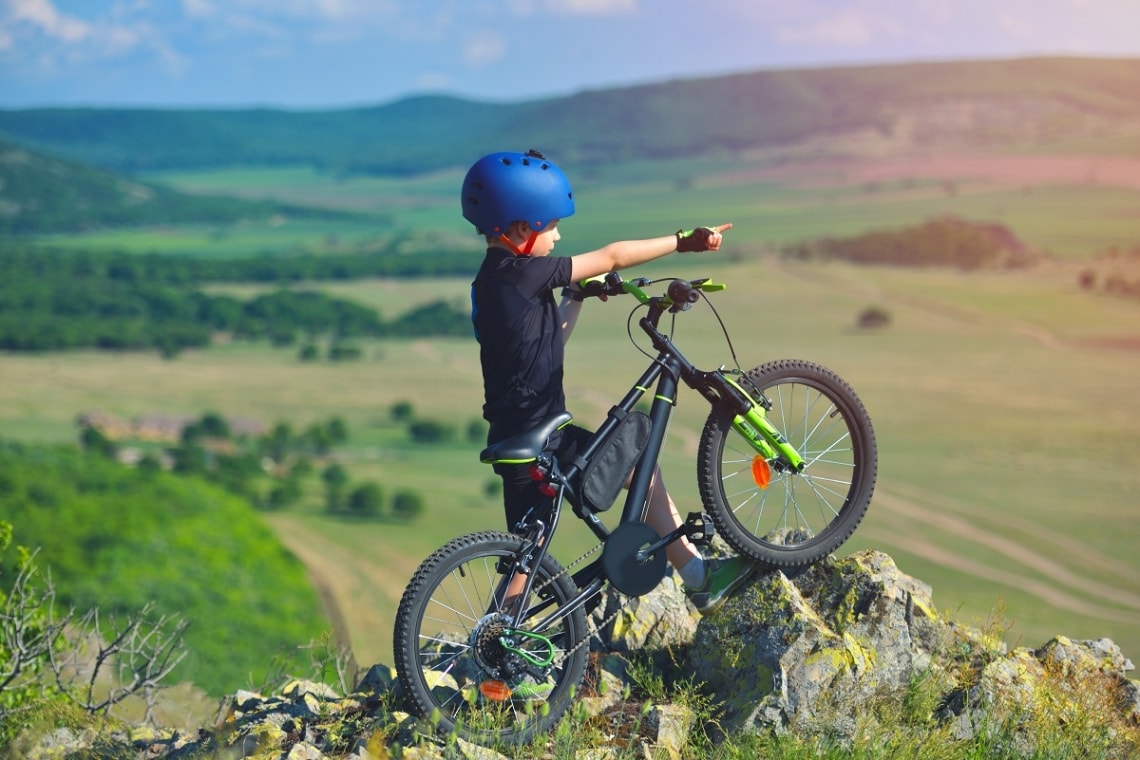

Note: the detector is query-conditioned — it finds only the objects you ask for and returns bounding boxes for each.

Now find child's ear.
[507,221,533,240]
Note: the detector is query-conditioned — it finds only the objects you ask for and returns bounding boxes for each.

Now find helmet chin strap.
[498,230,541,256]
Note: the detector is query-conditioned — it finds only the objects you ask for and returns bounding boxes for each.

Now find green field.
[6,152,1140,685]
[40,151,1135,260]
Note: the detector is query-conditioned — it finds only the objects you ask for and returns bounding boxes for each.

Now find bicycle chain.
[526,540,635,663]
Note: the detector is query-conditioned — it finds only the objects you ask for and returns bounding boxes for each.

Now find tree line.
[0,240,474,355]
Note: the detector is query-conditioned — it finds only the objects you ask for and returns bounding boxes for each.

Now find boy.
[464,149,754,615]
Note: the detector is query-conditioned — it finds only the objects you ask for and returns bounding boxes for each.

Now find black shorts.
[493,424,593,533]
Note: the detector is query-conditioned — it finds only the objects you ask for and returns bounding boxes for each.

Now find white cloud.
[0,0,190,76]
[465,31,506,66]
[4,0,90,42]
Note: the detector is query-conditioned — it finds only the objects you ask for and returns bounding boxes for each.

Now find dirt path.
[866,485,1140,624]
[884,481,1139,586]
[266,514,424,667]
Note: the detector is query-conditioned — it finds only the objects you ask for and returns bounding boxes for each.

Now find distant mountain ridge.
[1,57,1138,176]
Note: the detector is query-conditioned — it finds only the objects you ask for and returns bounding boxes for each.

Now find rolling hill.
[1,57,1138,177]
[0,137,354,234]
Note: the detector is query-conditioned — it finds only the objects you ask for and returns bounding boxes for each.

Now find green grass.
[35,217,397,258]
[146,165,461,212]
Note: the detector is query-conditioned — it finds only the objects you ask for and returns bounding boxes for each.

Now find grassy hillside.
[0,441,330,696]
[1,57,1137,175]
[0,138,352,234]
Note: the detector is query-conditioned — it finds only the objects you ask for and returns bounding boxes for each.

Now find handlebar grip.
[577,272,626,298]
[580,277,607,298]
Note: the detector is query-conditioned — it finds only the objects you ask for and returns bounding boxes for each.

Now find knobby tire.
[392,531,588,747]
[697,359,877,566]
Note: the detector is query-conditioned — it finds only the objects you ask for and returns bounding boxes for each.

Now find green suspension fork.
[723,376,806,475]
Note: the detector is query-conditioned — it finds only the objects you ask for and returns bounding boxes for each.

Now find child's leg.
[643,466,703,575]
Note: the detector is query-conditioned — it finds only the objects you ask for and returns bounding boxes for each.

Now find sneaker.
[685,556,757,615]
[509,675,554,703]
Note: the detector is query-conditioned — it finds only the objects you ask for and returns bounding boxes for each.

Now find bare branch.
[50,603,189,716]
[0,550,70,720]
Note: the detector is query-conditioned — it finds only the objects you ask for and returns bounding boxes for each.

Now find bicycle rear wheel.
[697,359,877,567]
[393,531,588,747]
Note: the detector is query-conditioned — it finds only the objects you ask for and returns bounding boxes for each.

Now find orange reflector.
[751,456,771,489]
[479,680,512,702]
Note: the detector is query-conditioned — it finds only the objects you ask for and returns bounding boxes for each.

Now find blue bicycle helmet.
[461,149,575,236]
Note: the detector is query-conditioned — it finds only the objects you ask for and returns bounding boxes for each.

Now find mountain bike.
[392,272,877,746]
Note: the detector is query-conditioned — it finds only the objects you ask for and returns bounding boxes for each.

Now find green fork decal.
[724,378,806,471]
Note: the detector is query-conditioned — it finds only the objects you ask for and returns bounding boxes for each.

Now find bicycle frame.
[496,278,807,636]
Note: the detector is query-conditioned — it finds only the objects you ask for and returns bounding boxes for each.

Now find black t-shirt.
[471,248,574,442]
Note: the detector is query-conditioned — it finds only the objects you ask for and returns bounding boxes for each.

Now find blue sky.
[2,0,1138,109]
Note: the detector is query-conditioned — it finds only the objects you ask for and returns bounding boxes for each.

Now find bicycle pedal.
[683,512,714,546]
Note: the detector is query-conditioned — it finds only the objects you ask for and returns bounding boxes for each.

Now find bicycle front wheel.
[393,531,588,747]
[697,360,877,567]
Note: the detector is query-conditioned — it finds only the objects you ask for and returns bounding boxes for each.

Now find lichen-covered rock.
[937,635,1140,755]
[645,703,696,759]
[591,573,698,654]
[687,549,950,740]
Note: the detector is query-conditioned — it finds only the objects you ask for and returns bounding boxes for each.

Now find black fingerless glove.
[676,227,715,253]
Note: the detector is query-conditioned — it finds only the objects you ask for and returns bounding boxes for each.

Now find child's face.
[527,221,561,257]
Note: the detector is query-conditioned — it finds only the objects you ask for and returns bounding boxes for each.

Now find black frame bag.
[580,410,651,512]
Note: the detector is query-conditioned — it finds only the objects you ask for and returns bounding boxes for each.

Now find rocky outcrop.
[688,550,1139,750]
[16,550,1140,759]
[688,550,943,738]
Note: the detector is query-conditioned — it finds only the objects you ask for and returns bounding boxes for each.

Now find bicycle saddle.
[479,411,574,464]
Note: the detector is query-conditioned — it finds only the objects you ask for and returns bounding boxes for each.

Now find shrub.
[408,419,455,444]
[347,482,383,517]
[391,490,424,520]
[856,306,891,330]
[390,401,414,422]
[322,464,349,512]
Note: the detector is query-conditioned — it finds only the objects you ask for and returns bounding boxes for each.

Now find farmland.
[4,144,1139,674]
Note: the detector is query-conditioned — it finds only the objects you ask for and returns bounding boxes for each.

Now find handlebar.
[576,272,725,312]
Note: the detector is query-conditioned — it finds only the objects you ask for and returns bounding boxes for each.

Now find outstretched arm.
[569,224,732,282]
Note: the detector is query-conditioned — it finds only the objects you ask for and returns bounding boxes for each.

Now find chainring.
[600,521,668,596]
